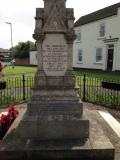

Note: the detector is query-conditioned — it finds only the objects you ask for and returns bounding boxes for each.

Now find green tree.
[10,41,36,58]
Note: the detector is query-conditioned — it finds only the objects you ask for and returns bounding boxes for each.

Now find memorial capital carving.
[33,31,45,42]
[65,29,76,43]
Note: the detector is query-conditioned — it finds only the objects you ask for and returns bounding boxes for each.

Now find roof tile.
[74,3,120,27]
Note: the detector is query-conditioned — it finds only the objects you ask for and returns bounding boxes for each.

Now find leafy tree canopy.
[10,41,36,59]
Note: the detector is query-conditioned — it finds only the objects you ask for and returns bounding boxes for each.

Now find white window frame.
[96,48,103,63]
[76,30,81,41]
[99,23,105,37]
[77,49,83,63]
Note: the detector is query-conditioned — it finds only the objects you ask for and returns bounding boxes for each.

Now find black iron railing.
[77,74,120,109]
[0,74,34,105]
[0,74,120,108]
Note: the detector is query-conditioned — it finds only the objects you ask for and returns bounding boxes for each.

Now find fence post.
[23,74,25,100]
[83,74,86,101]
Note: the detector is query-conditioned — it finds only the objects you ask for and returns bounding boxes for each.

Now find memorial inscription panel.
[43,34,67,76]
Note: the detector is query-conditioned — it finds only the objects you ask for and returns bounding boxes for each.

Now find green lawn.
[1,66,120,80]
[74,69,120,80]
[3,66,37,76]
[1,66,36,88]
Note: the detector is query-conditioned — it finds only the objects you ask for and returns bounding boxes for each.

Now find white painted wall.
[73,9,120,71]
[30,51,37,65]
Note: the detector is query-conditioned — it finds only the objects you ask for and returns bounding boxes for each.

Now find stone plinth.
[0,108,114,160]
[15,94,89,140]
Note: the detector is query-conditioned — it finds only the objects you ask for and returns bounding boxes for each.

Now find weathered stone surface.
[0,108,114,160]
[13,96,89,140]
[43,36,67,76]
[25,0,89,140]
[33,0,76,89]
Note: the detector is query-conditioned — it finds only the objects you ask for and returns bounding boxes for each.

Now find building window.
[96,48,103,62]
[76,31,81,41]
[78,49,83,62]
[99,23,105,37]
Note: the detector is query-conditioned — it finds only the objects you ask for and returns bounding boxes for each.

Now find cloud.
[0,0,42,48]
[67,0,120,20]
[0,0,120,49]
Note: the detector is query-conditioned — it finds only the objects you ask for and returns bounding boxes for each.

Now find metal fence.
[0,74,34,105]
[77,74,120,109]
[0,74,120,108]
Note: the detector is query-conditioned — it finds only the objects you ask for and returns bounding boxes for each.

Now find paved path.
[84,102,120,160]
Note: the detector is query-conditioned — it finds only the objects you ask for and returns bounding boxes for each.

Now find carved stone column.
[16,0,89,141]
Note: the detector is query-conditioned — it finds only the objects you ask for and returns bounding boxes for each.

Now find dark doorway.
[107,45,114,71]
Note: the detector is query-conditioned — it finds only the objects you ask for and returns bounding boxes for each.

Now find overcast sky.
[0,0,120,49]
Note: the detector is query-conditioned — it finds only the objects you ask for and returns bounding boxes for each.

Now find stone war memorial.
[0,0,115,159]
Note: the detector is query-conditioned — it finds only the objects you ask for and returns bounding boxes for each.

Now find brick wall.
[15,58,30,66]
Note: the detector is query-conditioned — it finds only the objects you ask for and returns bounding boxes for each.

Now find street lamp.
[5,22,13,48]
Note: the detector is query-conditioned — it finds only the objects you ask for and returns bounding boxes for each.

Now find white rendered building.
[73,3,120,71]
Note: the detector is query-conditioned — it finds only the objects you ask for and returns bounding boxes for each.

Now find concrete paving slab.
[86,109,120,160]
[99,111,120,138]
